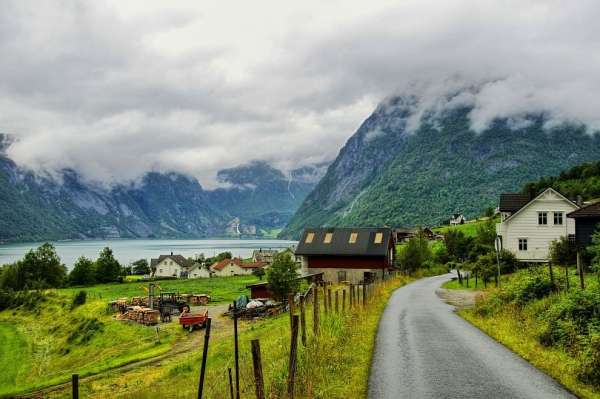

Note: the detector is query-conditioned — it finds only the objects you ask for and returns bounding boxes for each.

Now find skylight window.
[305,232,315,243]
[374,232,383,244]
[324,232,333,244]
[349,232,358,244]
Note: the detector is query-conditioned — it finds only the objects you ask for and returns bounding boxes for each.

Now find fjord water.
[0,239,298,269]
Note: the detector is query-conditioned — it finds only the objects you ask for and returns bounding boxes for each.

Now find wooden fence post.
[228,368,234,399]
[233,301,240,399]
[197,318,212,399]
[251,339,265,399]
[288,315,299,399]
[313,286,319,336]
[362,284,366,307]
[72,374,79,399]
[327,289,332,313]
[300,296,307,346]
[577,250,585,289]
[565,265,570,290]
[342,289,346,312]
[335,291,339,313]
[349,284,353,307]
[323,286,328,313]
[288,294,295,329]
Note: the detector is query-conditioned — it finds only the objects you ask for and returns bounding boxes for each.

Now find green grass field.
[433,216,498,238]
[59,275,259,303]
[0,276,258,397]
[50,277,414,399]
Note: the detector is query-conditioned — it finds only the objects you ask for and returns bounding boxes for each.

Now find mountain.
[0,135,325,242]
[521,160,600,201]
[281,95,600,238]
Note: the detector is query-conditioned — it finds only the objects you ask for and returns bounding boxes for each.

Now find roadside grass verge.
[459,267,600,399]
[54,276,413,399]
[0,322,30,395]
[59,275,259,303]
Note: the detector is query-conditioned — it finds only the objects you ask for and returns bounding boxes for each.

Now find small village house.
[151,253,209,278]
[252,248,278,264]
[294,227,395,284]
[496,188,579,262]
[393,228,417,242]
[567,202,600,247]
[211,258,268,277]
[450,214,466,225]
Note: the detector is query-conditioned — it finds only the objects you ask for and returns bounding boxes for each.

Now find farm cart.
[179,309,209,331]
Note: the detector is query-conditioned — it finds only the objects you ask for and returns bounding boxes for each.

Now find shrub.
[67,318,104,345]
[502,268,554,305]
[71,290,87,310]
[0,289,45,311]
[578,332,600,385]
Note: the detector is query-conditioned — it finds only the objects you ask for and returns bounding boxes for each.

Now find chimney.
[577,195,583,207]
[170,251,173,256]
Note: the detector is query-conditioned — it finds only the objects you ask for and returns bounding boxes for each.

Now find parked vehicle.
[179,309,209,331]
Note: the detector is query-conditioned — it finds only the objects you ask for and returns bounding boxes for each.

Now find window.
[538,212,548,225]
[349,232,358,244]
[374,232,383,244]
[323,232,333,244]
[337,271,347,282]
[554,211,563,225]
[518,238,528,251]
[305,232,315,243]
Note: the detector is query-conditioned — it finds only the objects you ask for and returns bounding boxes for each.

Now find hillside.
[0,136,325,242]
[521,160,600,200]
[281,95,600,238]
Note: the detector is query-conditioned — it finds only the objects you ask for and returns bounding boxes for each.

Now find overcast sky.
[2,1,600,187]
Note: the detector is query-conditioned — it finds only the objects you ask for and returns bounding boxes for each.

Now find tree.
[252,267,266,280]
[266,253,300,300]
[95,247,122,284]
[550,236,577,265]
[132,259,150,275]
[397,230,432,274]
[445,230,472,263]
[475,219,496,247]
[69,256,96,286]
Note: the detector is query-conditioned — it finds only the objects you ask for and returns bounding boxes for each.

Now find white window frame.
[538,212,548,225]
[518,238,528,251]
[553,211,563,225]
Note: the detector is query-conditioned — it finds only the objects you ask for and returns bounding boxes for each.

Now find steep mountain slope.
[281,97,600,238]
[0,135,324,242]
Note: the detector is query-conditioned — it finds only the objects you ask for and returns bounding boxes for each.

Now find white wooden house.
[151,253,208,278]
[450,214,466,225]
[496,188,578,262]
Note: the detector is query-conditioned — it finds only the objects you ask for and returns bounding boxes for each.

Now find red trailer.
[179,310,208,331]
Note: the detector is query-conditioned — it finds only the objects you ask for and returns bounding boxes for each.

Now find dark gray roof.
[568,202,600,218]
[295,228,392,256]
[499,193,531,212]
[150,254,191,268]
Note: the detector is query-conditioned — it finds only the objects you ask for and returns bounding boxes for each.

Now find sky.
[1,0,600,187]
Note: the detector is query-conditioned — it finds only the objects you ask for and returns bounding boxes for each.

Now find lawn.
[59,275,259,304]
[0,322,31,395]
[433,217,498,238]
[48,277,414,399]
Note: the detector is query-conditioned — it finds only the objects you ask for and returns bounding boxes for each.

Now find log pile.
[116,306,160,326]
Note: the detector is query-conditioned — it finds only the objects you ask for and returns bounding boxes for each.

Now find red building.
[294,227,395,284]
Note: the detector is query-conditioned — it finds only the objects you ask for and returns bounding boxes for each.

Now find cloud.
[1,0,600,187]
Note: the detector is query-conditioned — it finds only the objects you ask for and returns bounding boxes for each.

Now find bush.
[71,290,87,310]
[578,332,600,385]
[0,289,45,311]
[503,268,554,305]
[267,253,300,300]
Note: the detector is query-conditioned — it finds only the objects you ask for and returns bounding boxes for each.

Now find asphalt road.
[367,274,575,399]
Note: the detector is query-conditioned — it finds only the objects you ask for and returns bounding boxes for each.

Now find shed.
[568,202,600,247]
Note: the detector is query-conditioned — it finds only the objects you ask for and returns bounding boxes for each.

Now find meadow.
[47,276,414,398]
[0,275,258,397]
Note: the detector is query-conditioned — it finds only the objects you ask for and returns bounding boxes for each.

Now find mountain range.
[0,135,326,243]
[280,95,600,238]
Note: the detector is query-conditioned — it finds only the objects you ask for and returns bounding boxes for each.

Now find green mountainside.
[522,161,600,200]
[281,97,600,238]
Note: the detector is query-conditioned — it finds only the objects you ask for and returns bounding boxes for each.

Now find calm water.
[0,239,298,269]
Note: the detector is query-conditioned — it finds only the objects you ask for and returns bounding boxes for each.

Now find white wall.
[154,258,182,277]
[497,190,577,262]
[212,262,253,277]
[189,265,210,278]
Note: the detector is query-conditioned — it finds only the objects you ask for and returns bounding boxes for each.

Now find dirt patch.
[436,288,481,309]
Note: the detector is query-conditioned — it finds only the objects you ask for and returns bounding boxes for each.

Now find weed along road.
[368,274,575,399]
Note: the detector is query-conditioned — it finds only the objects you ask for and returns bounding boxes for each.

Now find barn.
[294,227,395,284]
[568,203,600,247]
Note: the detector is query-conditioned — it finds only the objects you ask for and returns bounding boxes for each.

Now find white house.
[496,188,579,262]
[151,253,208,278]
[450,214,466,225]
[211,258,267,277]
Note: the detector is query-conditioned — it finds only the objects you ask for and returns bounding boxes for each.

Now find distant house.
[211,258,268,277]
[393,228,417,242]
[450,214,466,225]
[151,253,207,278]
[252,249,278,264]
[568,202,600,247]
[294,227,395,284]
[496,188,579,262]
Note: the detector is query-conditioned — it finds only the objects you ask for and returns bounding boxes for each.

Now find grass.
[59,275,259,304]
[433,216,498,238]
[48,276,414,398]
[0,275,258,397]
[458,268,600,399]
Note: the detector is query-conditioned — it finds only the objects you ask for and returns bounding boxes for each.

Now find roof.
[211,258,243,271]
[568,202,600,218]
[499,193,531,212]
[150,254,192,268]
[502,188,578,223]
[294,227,393,257]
